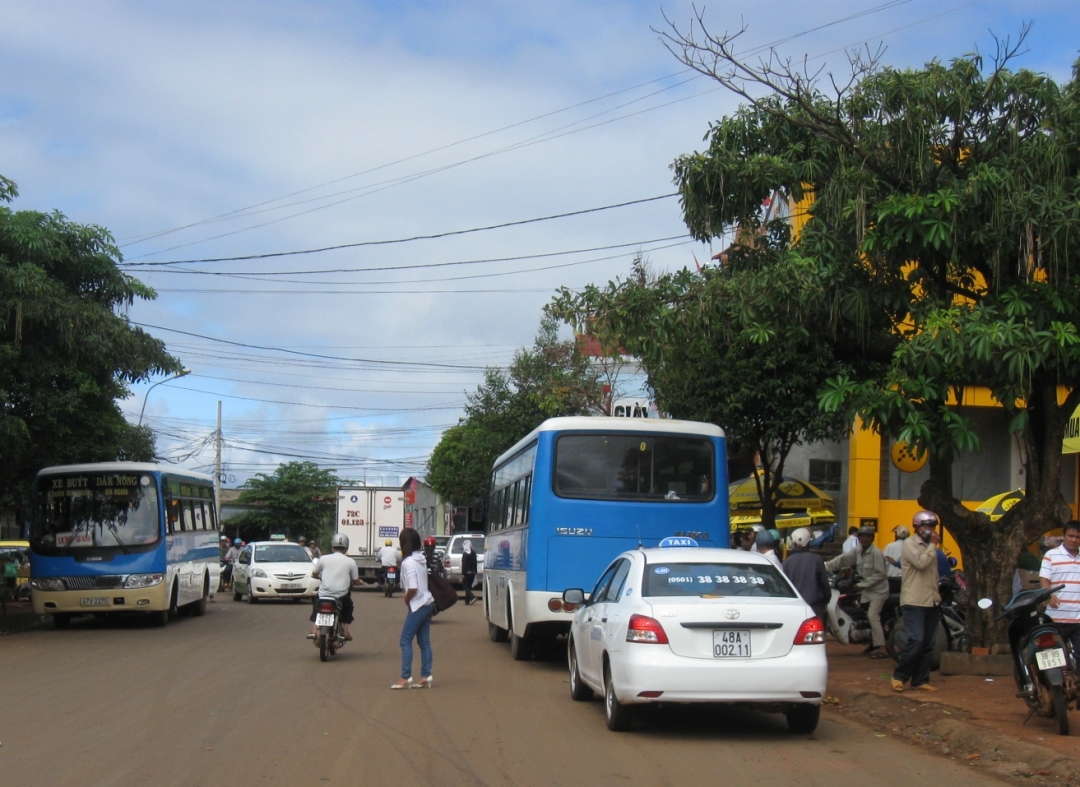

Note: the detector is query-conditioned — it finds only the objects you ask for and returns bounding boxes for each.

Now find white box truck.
[335,486,405,583]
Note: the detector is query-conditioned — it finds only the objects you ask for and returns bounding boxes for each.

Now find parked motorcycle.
[825,568,901,647]
[887,572,968,669]
[383,565,398,598]
[311,594,345,662]
[978,584,1079,736]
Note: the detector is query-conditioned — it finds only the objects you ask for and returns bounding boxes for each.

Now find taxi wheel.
[247,588,259,604]
[604,663,633,732]
[785,704,821,734]
[233,588,243,602]
[568,639,593,701]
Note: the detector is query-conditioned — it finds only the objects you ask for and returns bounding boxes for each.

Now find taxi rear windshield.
[554,434,714,501]
[644,562,795,598]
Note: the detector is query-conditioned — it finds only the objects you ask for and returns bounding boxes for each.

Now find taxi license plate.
[1036,647,1067,670]
[281,583,303,589]
[80,597,110,607]
[315,613,336,627]
[713,629,751,658]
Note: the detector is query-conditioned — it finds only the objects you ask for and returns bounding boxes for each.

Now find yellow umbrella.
[977,490,1024,521]
[728,475,834,511]
[729,509,835,534]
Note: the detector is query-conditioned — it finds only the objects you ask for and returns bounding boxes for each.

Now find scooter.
[310,595,346,662]
[978,584,1079,736]
[219,560,233,592]
[825,568,901,647]
[383,565,398,598]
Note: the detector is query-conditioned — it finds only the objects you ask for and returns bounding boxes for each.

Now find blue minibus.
[483,417,729,660]
[29,463,219,627]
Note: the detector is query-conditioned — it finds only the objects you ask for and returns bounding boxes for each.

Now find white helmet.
[790,527,813,548]
[331,533,349,550]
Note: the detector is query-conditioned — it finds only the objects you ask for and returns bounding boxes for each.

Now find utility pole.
[214,400,222,532]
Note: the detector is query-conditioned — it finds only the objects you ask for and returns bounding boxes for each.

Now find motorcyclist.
[826,526,889,657]
[297,536,312,559]
[755,530,782,570]
[377,538,400,587]
[309,533,361,643]
[222,538,243,588]
[884,526,909,580]
[423,535,444,577]
[782,527,830,623]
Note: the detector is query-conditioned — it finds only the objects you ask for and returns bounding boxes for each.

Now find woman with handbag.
[391,528,435,690]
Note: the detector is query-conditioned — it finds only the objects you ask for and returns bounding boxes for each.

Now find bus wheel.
[53,613,72,630]
[190,576,209,617]
[510,630,533,661]
[150,608,169,627]
[167,582,180,620]
[488,621,508,643]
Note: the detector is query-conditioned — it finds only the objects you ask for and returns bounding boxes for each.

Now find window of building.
[808,459,842,492]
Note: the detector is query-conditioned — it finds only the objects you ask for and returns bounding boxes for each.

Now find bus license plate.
[713,629,751,658]
[80,597,110,607]
[315,613,336,627]
[1036,648,1066,670]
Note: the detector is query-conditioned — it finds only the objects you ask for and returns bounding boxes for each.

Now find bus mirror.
[562,588,585,605]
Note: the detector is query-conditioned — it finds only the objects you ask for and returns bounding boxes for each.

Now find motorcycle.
[383,565,398,598]
[825,568,901,647]
[311,595,346,662]
[887,572,968,669]
[219,560,234,592]
[978,584,1079,736]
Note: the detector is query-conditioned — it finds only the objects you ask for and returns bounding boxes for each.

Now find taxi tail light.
[1034,632,1061,649]
[627,614,669,644]
[794,617,825,645]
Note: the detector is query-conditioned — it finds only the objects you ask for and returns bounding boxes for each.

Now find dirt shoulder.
[824,641,1080,785]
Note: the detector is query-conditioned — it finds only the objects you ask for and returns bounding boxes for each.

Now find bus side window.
[490,488,504,531]
[521,475,531,526]
[167,499,179,534]
[182,501,195,533]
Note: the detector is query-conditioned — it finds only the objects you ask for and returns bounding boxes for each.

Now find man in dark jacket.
[783,527,831,623]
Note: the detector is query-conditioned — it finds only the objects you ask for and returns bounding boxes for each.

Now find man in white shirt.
[377,539,401,588]
[1040,520,1080,662]
[842,526,860,555]
[310,534,360,642]
[883,526,908,579]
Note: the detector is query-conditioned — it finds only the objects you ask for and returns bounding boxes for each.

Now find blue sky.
[3,1,1079,487]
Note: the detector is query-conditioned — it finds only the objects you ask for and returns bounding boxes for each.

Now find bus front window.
[31,473,161,554]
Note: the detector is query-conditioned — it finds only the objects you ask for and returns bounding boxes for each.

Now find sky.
[3,1,1079,490]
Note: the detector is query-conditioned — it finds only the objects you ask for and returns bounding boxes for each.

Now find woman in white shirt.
[391,528,435,689]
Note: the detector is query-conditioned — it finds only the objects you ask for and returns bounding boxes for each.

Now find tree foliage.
[0,175,179,514]
[426,315,603,506]
[658,15,1080,644]
[231,461,341,545]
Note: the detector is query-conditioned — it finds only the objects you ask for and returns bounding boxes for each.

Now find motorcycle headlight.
[31,577,65,592]
[251,568,268,578]
[124,573,165,589]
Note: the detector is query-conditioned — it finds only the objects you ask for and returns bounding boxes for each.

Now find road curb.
[826,690,1080,783]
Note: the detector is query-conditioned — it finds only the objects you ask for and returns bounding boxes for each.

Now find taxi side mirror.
[562,588,585,605]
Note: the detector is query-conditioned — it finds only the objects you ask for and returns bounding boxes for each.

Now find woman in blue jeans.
[391,528,435,689]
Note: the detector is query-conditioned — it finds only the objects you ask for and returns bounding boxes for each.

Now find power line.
[121,194,677,266]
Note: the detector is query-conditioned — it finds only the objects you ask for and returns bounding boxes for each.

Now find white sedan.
[563,546,827,733]
[233,541,320,602]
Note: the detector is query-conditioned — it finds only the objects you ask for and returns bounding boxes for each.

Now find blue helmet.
[755,530,775,549]
[233,538,242,546]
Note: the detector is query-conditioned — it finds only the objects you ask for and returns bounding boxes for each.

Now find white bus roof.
[493,416,725,468]
[35,462,214,484]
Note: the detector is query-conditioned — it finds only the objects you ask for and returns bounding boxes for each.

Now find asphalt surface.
[0,590,1010,787]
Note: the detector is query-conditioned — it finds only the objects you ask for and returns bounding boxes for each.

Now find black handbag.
[428,570,458,612]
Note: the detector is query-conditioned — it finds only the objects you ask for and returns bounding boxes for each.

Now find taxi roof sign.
[659,536,698,548]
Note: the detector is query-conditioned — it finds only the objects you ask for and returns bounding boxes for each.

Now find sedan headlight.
[250,568,268,578]
[31,577,65,592]
[124,573,165,589]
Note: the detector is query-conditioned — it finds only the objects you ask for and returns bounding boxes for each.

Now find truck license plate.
[1036,648,1066,670]
[315,613,336,627]
[713,629,751,658]
[80,597,110,607]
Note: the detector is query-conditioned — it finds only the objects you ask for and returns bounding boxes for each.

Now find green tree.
[0,175,180,516]
[426,315,603,508]
[550,245,857,528]
[659,17,1080,644]
[231,461,340,544]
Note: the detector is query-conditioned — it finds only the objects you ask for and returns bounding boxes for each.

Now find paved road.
[1,590,1004,787]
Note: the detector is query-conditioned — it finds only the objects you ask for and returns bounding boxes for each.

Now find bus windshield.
[31,472,161,554]
[554,434,714,502]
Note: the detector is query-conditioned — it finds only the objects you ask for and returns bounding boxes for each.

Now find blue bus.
[483,417,729,660]
[29,463,220,627]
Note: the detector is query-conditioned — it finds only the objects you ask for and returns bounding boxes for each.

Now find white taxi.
[233,541,320,602]
[562,544,827,733]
